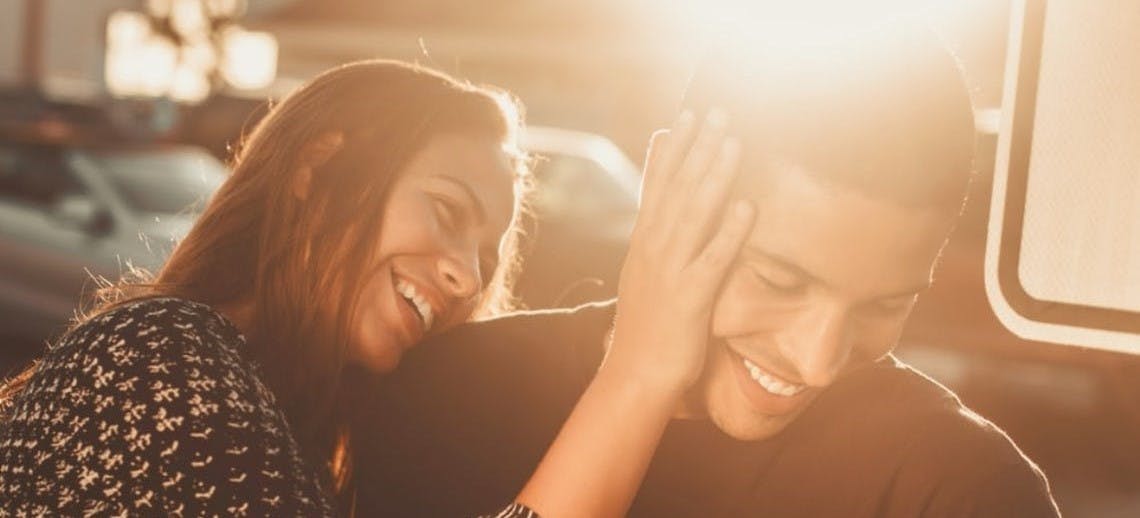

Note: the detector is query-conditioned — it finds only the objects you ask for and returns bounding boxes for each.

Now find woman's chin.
[349,341,404,374]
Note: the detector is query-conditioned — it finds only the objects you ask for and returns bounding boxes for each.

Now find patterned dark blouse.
[0,297,537,517]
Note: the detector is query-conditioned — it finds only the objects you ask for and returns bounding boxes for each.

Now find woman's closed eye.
[433,195,465,231]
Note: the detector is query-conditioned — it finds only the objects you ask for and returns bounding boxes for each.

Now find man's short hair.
[683,20,977,210]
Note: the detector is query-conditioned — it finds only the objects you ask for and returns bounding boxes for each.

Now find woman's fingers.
[609,109,751,394]
[637,130,670,217]
[640,109,728,221]
[655,110,730,254]
[657,110,699,184]
[670,137,742,261]
[689,200,755,303]
[673,109,728,197]
[642,112,697,211]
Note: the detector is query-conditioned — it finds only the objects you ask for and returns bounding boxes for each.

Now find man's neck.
[672,385,708,420]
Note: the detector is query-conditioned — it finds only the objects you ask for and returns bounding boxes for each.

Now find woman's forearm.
[514,111,749,518]
[514,365,682,518]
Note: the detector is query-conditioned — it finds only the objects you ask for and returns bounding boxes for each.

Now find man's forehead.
[738,161,953,298]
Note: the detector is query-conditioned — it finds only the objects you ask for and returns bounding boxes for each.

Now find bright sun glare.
[669,0,962,52]
[640,0,969,94]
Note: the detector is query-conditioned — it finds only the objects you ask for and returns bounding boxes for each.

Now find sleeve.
[0,301,334,516]
[480,502,542,518]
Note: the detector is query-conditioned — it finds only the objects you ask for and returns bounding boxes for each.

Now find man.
[351,22,1061,517]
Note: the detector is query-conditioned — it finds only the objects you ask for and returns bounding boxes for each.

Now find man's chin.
[706,405,795,441]
[695,353,808,442]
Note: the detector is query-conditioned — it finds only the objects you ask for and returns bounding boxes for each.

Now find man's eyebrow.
[743,246,932,300]
[742,246,820,282]
[432,174,487,224]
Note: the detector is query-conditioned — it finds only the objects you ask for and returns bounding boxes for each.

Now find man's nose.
[779,304,852,388]
[435,250,481,301]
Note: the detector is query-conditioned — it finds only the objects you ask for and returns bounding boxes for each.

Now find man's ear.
[293,131,346,201]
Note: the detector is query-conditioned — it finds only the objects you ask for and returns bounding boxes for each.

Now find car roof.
[0,120,202,155]
[523,125,641,196]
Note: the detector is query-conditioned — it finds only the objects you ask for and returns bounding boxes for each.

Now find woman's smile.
[347,133,517,371]
[391,270,439,345]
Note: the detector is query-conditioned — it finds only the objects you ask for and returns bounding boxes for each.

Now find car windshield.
[85,148,227,214]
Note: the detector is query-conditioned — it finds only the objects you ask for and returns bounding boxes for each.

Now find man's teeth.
[742,357,805,397]
[395,279,434,332]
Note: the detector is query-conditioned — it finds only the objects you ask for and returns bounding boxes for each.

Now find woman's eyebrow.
[431,174,487,224]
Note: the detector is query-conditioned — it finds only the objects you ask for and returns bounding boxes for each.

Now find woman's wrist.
[593,358,691,408]
[517,339,686,518]
[600,322,702,399]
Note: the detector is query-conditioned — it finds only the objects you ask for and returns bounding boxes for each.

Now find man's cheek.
[851,312,912,361]
[710,270,790,337]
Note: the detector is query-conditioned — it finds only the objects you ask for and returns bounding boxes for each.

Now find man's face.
[697,159,960,441]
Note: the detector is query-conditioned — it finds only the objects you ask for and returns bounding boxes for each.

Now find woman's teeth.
[395,278,434,332]
[742,357,805,397]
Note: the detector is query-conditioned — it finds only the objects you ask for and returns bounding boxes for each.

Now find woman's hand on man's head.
[602,109,755,396]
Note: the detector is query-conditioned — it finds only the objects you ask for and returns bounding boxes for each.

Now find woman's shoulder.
[75,295,242,343]
[51,296,246,367]
[3,296,334,515]
[26,296,255,404]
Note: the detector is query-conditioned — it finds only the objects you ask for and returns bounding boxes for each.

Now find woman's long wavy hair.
[1,60,530,504]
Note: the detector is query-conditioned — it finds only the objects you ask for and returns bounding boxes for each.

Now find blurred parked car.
[0,124,227,360]
[515,126,640,308]
[0,122,638,369]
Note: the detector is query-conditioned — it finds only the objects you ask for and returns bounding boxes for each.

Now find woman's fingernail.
[707,108,728,129]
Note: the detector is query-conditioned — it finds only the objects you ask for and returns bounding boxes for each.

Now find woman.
[0,60,749,517]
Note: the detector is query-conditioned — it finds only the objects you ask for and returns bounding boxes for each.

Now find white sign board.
[986,0,1140,354]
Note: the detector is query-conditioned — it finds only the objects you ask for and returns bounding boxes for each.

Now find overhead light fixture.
[103,0,275,104]
[221,27,278,90]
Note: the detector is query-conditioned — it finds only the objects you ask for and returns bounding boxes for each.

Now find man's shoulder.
[776,356,1060,517]
[882,360,1059,516]
[408,299,616,379]
[813,356,1038,470]
[460,299,617,344]
[354,300,619,517]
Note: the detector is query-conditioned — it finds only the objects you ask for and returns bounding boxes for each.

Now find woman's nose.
[436,253,481,300]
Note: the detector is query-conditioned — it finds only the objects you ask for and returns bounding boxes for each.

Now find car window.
[85,148,227,215]
[0,143,86,209]
[530,153,636,224]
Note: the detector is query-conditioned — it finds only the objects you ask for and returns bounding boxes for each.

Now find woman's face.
[348,133,517,372]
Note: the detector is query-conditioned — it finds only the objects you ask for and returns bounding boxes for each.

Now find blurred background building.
[2,0,1010,151]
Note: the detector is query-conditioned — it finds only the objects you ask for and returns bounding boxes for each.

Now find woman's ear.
[293,131,346,201]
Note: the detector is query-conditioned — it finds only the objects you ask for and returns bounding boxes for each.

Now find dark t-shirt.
[352,301,1060,517]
